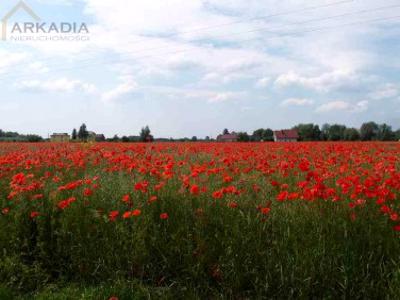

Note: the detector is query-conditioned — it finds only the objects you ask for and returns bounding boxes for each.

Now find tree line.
[228,122,400,142]
[1,121,400,143]
[294,122,400,141]
[0,129,43,142]
[71,124,154,143]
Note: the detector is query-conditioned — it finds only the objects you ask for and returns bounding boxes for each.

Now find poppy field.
[1,142,400,299]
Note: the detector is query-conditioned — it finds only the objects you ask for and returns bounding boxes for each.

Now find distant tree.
[395,129,400,141]
[343,128,360,141]
[252,128,274,141]
[191,136,198,142]
[26,135,43,142]
[4,131,19,138]
[121,136,129,143]
[294,124,321,141]
[140,126,153,142]
[321,124,330,141]
[360,122,379,141]
[252,129,264,142]
[237,132,250,142]
[264,129,274,141]
[78,123,89,142]
[72,128,77,140]
[327,124,346,141]
[111,135,120,142]
[205,136,210,141]
[223,129,230,135]
[377,123,395,141]
[0,129,3,137]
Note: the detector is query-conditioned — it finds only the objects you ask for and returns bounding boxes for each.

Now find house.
[50,133,70,142]
[95,134,105,142]
[273,129,299,142]
[87,131,97,142]
[217,132,238,142]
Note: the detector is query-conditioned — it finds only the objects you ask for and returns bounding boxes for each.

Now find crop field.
[1,142,400,299]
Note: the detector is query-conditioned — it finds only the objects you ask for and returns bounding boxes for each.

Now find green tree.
[223,129,230,135]
[72,128,77,140]
[111,135,120,142]
[294,124,321,141]
[78,123,89,142]
[252,128,273,141]
[360,122,379,141]
[26,135,43,142]
[395,129,400,141]
[377,124,395,141]
[327,124,346,141]
[122,136,129,143]
[321,124,330,141]
[140,126,153,142]
[252,129,265,142]
[237,132,250,142]
[191,136,198,142]
[343,128,360,141]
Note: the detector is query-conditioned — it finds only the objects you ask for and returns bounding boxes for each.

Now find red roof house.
[217,132,238,142]
[273,129,299,142]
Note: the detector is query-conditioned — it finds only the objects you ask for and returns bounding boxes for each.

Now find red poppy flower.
[261,207,271,215]
[190,184,200,195]
[122,211,132,219]
[132,209,141,217]
[108,211,119,221]
[160,213,169,220]
[83,188,93,197]
[30,211,40,219]
[122,194,131,204]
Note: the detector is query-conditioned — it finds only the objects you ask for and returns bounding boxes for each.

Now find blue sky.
[0,0,399,138]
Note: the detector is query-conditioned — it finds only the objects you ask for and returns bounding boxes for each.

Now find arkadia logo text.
[9,22,90,41]
[11,22,89,34]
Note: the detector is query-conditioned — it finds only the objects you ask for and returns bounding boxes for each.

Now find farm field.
[1,141,400,299]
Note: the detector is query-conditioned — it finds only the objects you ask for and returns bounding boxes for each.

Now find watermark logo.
[1,0,90,42]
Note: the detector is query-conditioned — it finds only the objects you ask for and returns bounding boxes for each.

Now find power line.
[1,0,355,68]
[182,4,400,42]
[4,3,399,78]
[1,13,399,82]
[128,0,356,41]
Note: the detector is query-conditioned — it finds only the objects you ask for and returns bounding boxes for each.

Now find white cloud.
[101,76,138,102]
[281,98,313,107]
[316,100,368,113]
[275,69,360,92]
[0,50,29,74]
[17,78,97,94]
[369,83,398,100]
[209,92,242,103]
[256,77,270,88]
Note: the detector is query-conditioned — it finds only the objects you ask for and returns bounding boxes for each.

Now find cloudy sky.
[0,0,399,138]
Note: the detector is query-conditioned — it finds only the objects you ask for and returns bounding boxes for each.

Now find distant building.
[87,131,97,142]
[50,133,70,142]
[95,134,106,142]
[273,129,299,142]
[217,132,238,142]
